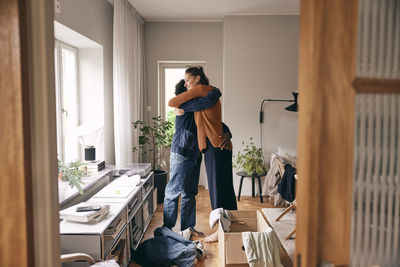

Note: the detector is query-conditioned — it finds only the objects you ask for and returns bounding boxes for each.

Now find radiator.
[357,0,399,79]
[351,1,400,266]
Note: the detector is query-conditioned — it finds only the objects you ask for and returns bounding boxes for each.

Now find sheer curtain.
[113,0,146,166]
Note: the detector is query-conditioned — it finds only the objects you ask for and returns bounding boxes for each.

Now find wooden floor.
[130,186,293,267]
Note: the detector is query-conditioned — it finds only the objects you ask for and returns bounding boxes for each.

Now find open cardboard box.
[218,210,272,267]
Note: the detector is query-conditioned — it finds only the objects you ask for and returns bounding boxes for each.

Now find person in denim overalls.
[163,79,223,232]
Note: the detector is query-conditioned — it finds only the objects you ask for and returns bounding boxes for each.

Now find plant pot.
[154,170,167,203]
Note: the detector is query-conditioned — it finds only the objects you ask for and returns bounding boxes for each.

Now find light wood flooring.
[130,186,293,267]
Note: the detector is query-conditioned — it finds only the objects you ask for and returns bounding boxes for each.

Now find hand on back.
[174,108,184,116]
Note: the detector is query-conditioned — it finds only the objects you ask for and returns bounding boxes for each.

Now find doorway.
[158,62,209,188]
[158,62,206,120]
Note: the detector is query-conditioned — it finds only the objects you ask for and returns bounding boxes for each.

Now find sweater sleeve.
[179,88,221,112]
[168,85,208,107]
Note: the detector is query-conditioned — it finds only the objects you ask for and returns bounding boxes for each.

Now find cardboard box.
[218,210,271,267]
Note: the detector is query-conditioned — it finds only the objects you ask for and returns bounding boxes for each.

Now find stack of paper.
[60,203,110,223]
[92,185,134,199]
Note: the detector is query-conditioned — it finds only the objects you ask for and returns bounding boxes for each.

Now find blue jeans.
[163,152,202,230]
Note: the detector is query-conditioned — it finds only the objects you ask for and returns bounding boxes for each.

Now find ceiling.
[122,0,300,21]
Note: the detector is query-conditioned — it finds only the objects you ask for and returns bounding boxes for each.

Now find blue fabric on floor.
[131,226,197,267]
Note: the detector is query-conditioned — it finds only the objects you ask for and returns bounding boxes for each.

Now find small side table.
[236,171,266,203]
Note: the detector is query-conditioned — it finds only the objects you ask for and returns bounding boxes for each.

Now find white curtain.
[113,0,146,166]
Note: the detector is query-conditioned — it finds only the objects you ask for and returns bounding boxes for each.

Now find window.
[54,40,79,162]
[158,62,206,122]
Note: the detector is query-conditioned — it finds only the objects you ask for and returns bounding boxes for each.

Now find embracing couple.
[163,66,237,242]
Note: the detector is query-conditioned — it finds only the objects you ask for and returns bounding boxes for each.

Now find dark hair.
[175,79,187,95]
[185,66,209,85]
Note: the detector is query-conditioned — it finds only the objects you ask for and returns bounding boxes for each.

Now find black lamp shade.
[85,146,96,161]
[285,91,298,112]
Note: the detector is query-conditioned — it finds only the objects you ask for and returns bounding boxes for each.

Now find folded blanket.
[209,208,231,232]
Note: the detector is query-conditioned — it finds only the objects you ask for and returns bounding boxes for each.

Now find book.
[87,160,105,168]
[60,203,110,223]
[86,160,105,172]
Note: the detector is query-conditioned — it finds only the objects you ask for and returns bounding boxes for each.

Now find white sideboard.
[60,166,154,267]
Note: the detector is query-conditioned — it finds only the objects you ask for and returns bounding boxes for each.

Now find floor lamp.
[259,91,298,161]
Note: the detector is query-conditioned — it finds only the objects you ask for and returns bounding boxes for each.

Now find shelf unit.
[60,166,154,267]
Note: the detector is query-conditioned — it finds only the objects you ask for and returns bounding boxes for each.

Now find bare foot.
[191,227,205,237]
[202,230,218,243]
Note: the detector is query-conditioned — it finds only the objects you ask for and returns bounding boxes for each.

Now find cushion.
[277,147,297,167]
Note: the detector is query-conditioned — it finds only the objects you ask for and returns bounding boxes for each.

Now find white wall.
[144,17,299,196]
[145,22,224,118]
[223,15,299,196]
[55,0,115,164]
[145,22,224,187]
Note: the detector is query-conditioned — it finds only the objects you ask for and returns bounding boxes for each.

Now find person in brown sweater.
[168,67,237,242]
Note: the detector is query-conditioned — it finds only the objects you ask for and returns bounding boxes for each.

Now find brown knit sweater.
[168,85,232,152]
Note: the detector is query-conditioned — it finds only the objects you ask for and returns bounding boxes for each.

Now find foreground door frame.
[296,0,358,266]
[0,0,34,265]
[27,0,61,266]
[0,0,60,266]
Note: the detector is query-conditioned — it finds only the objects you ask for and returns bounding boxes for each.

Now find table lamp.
[84,146,96,162]
[75,123,103,162]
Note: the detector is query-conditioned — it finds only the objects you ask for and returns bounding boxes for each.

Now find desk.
[236,171,266,203]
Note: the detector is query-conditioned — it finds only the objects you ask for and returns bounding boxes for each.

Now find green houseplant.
[132,116,173,170]
[233,137,267,176]
[132,116,173,203]
[58,159,86,195]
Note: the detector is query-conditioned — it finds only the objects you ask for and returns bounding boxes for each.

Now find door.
[158,62,209,188]
[296,0,400,266]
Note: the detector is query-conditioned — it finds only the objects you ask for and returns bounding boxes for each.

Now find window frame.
[158,61,206,120]
[54,39,80,162]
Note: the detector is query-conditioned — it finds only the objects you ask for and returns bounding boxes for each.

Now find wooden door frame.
[26,0,61,266]
[0,0,34,265]
[0,0,60,266]
[295,0,358,266]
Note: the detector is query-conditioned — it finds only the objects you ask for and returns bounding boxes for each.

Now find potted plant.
[58,159,86,195]
[133,116,173,203]
[233,137,267,176]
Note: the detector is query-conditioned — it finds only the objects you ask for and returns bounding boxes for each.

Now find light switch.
[147,106,152,112]
[55,0,61,14]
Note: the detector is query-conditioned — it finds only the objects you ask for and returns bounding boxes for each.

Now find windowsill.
[58,166,114,206]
